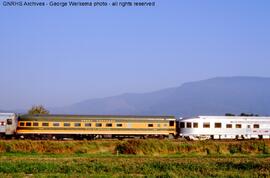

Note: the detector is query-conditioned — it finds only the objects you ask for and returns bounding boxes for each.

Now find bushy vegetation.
[27,105,49,115]
[0,140,269,177]
[0,140,116,154]
[0,139,269,156]
[115,139,270,155]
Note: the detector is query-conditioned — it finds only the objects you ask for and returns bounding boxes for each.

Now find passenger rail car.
[17,114,176,139]
[179,116,270,140]
[1,112,270,140]
[0,113,17,138]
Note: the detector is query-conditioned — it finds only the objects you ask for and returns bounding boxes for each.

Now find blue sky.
[0,0,270,110]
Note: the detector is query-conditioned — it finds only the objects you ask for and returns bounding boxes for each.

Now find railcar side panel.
[179,116,270,140]
[16,115,176,138]
[0,113,17,136]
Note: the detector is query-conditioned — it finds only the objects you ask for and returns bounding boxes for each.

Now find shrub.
[229,144,241,154]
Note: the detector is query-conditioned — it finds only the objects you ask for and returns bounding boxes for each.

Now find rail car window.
[85,123,91,127]
[64,123,70,127]
[53,123,60,127]
[187,122,192,128]
[203,122,210,128]
[215,123,222,128]
[226,124,232,128]
[148,124,154,127]
[74,123,81,127]
[96,123,102,127]
[116,123,122,127]
[106,123,112,127]
[42,123,49,127]
[157,124,160,127]
[180,122,185,128]
[254,124,260,128]
[19,122,25,127]
[26,122,31,127]
[236,124,242,128]
[33,122,39,127]
[193,122,198,128]
[169,121,174,126]
[7,119,12,125]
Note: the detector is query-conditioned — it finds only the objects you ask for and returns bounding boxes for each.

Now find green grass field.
[0,139,269,177]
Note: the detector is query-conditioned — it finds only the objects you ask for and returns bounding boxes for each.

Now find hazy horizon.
[1,1,270,110]
[2,75,270,111]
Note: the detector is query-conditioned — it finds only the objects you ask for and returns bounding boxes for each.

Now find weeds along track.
[0,140,269,177]
[0,139,269,155]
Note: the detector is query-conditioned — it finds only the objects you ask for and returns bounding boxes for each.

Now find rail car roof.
[0,113,16,120]
[181,115,270,120]
[0,113,15,116]
[19,114,175,121]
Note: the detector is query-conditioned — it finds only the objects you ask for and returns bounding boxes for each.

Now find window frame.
[116,123,122,127]
[42,122,49,127]
[106,123,112,127]
[236,124,242,128]
[74,123,81,127]
[96,123,102,127]
[214,123,222,128]
[26,122,32,127]
[64,123,71,127]
[7,119,12,125]
[254,124,260,128]
[180,122,185,128]
[203,122,210,128]
[53,122,60,127]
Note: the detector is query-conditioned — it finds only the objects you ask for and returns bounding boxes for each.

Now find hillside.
[51,76,270,116]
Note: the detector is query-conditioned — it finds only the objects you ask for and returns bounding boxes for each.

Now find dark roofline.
[19,114,175,119]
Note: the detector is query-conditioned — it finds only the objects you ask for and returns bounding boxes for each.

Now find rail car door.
[0,118,5,135]
[127,123,132,128]
[245,124,252,138]
[5,117,15,135]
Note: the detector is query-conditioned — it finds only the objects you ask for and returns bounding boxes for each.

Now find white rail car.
[179,116,270,140]
[0,113,17,137]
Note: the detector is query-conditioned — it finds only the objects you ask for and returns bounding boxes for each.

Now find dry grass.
[116,139,270,155]
[0,139,269,177]
[0,139,269,156]
[0,140,116,154]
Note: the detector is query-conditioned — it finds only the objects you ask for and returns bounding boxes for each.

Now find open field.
[0,139,270,177]
[0,155,270,177]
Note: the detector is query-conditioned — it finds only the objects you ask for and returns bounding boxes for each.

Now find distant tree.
[28,105,49,115]
[225,113,235,116]
[240,113,250,116]
[239,113,259,117]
